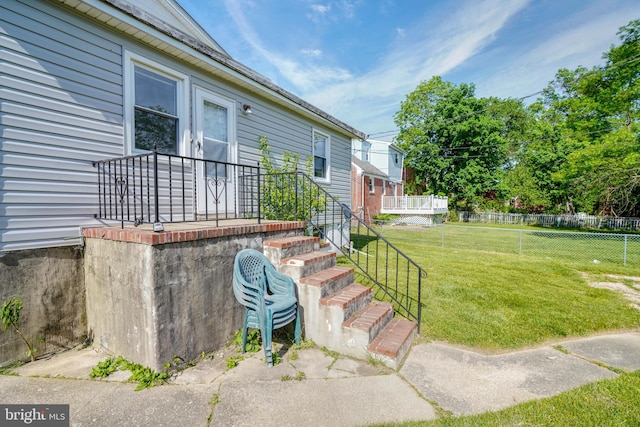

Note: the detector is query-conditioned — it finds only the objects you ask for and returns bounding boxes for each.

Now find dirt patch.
[581,273,640,310]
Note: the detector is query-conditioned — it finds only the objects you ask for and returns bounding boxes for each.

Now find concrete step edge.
[367,318,418,368]
[299,266,354,287]
[320,283,371,308]
[263,236,320,249]
[343,301,394,333]
[281,250,336,266]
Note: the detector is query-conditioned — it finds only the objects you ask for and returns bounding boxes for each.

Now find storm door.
[194,87,237,215]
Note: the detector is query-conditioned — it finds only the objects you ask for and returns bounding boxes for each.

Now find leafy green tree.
[554,129,640,215]
[503,19,640,215]
[503,103,576,213]
[538,19,640,216]
[394,76,526,209]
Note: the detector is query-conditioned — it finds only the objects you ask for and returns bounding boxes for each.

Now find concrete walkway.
[0,332,638,426]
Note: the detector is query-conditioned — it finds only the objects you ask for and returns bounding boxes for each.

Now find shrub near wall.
[0,247,86,366]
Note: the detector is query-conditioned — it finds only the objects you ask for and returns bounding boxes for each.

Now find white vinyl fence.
[457,211,640,232]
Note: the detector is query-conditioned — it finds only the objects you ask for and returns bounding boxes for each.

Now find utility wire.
[368,51,640,139]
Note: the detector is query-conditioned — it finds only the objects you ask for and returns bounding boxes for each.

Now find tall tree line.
[395,19,640,217]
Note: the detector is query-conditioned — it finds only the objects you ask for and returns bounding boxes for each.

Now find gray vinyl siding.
[1,0,353,251]
[1,0,124,251]
[387,149,404,183]
[370,143,403,184]
[231,94,352,205]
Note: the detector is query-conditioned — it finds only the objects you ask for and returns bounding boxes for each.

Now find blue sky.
[179,0,640,139]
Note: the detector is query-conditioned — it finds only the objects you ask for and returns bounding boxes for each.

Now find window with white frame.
[313,130,330,181]
[125,52,188,155]
[369,176,375,193]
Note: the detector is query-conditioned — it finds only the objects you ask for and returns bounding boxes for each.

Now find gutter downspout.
[361,173,365,217]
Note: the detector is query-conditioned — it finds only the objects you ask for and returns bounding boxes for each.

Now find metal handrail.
[93,150,262,227]
[92,153,425,330]
[258,171,426,332]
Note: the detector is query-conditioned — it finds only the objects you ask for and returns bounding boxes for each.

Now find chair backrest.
[233,249,269,310]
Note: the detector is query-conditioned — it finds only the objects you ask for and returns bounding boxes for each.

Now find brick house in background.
[351,139,406,223]
[351,156,389,222]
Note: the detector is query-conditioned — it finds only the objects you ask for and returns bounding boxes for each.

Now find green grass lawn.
[421,249,639,350]
[378,222,640,265]
[377,371,640,427]
[353,225,640,426]
[345,225,640,350]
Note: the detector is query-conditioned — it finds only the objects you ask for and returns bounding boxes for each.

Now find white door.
[194,87,237,215]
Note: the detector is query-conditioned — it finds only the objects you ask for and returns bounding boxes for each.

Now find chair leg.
[241,311,249,354]
[294,306,301,346]
[263,314,273,366]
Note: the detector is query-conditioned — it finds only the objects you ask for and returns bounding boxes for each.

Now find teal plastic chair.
[233,249,301,366]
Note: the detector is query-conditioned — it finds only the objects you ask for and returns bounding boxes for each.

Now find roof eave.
[59,0,366,140]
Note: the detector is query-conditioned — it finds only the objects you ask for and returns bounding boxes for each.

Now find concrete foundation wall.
[0,247,86,366]
[84,226,303,370]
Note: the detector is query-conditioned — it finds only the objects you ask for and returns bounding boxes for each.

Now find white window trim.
[312,129,330,183]
[124,50,190,156]
[368,176,375,194]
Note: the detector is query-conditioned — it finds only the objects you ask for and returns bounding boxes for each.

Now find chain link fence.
[376,222,639,266]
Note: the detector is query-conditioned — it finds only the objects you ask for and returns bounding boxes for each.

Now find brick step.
[279,250,337,280]
[263,236,320,265]
[344,301,394,343]
[367,318,418,369]
[299,266,354,299]
[320,283,372,321]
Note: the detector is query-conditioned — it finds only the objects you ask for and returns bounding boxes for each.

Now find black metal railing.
[93,150,262,228]
[93,153,425,330]
[259,171,426,332]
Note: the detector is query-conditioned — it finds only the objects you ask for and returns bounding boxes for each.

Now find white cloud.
[336,0,358,19]
[221,0,532,133]
[223,0,352,92]
[310,4,331,14]
[307,3,331,22]
[301,48,323,58]
[473,5,639,100]
[220,0,636,136]
[305,0,532,133]
[270,57,353,92]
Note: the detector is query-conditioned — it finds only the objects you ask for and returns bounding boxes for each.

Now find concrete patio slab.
[2,332,638,425]
[0,376,213,427]
[401,342,618,416]
[560,332,640,372]
[210,375,436,426]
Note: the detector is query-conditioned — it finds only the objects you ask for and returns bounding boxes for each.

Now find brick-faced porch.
[82,220,305,370]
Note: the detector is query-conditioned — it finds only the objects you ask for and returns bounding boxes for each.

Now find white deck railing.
[381,195,448,215]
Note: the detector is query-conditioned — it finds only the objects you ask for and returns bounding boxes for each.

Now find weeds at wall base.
[90,356,170,391]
